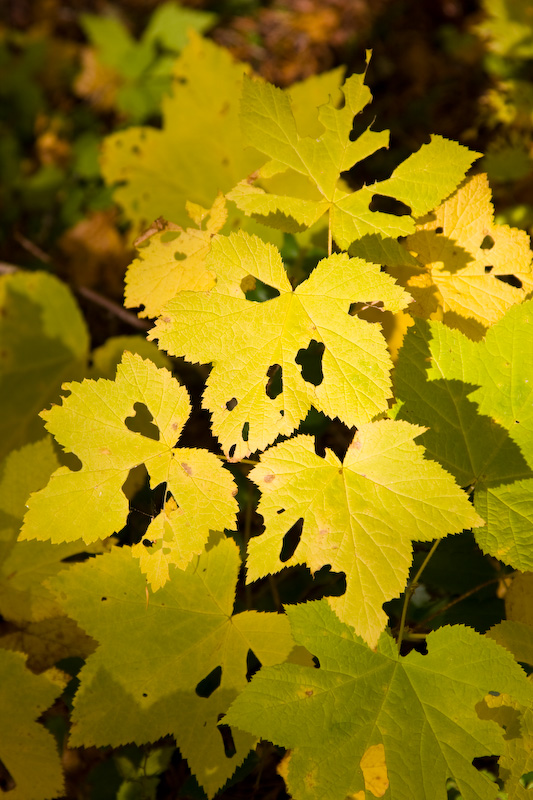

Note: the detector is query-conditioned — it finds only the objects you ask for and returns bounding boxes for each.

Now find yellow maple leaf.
[125,194,226,318]
[393,173,533,339]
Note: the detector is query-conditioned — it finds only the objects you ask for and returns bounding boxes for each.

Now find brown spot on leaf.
[264,473,275,483]
[181,463,192,476]
[231,488,237,497]
[100,447,111,455]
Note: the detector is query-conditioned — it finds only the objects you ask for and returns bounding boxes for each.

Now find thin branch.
[397,538,441,653]
[76,285,150,330]
[413,572,515,630]
[1,255,149,331]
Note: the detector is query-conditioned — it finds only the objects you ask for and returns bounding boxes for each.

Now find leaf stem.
[397,538,441,653]
[328,209,332,257]
[413,572,515,630]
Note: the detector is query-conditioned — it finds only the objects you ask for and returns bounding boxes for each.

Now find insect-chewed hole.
[280,518,303,562]
[312,656,320,669]
[246,649,262,682]
[195,666,222,698]
[369,194,411,217]
[159,230,180,244]
[226,397,238,411]
[480,234,495,249]
[435,226,444,234]
[217,717,237,758]
[266,364,283,399]
[484,265,493,273]
[243,276,281,302]
[228,444,236,459]
[125,402,160,441]
[296,340,325,386]
[242,422,249,442]
[497,274,523,288]
[0,756,16,792]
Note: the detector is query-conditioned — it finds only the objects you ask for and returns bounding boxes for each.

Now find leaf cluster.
[1,24,533,800]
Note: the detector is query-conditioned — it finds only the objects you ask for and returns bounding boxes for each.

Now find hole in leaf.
[484,265,493,273]
[174,251,186,261]
[280,518,303,562]
[312,656,320,668]
[435,226,444,234]
[369,195,411,217]
[226,397,238,411]
[142,692,148,698]
[349,300,384,316]
[296,340,325,386]
[242,422,249,442]
[244,277,281,302]
[497,274,522,288]
[142,539,153,548]
[195,666,222,698]
[217,718,237,758]
[125,477,166,542]
[228,444,236,459]
[63,452,82,472]
[125,402,160,441]
[159,231,180,243]
[101,597,107,602]
[246,649,262,682]
[266,364,283,399]
[480,234,495,249]
[276,508,285,514]
[0,757,15,791]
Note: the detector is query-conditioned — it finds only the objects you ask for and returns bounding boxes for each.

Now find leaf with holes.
[49,537,294,799]
[246,419,482,646]
[0,648,67,800]
[225,599,533,800]
[20,352,237,587]
[228,60,479,248]
[391,174,533,339]
[393,300,533,571]
[125,194,226,319]
[150,231,410,459]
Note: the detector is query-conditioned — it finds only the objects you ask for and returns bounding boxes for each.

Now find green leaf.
[246,420,482,646]
[0,271,89,460]
[231,61,479,248]
[0,649,66,800]
[49,538,294,799]
[487,621,533,665]
[150,232,410,459]
[392,301,533,570]
[21,353,237,586]
[225,599,533,800]
[142,1,217,52]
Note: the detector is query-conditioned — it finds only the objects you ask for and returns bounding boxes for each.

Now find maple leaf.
[125,195,226,319]
[225,599,533,800]
[20,353,237,587]
[390,173,533,339]
[150,231,410,459]
[49,537,294,799]
[487,620,533,667]
[477,680,533,800]
[100,32,263,229]
[246,419,482,646]
[393,300,533,570]
[0,648,66,800]
[229,61,479,248]
[0,271,89,460]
